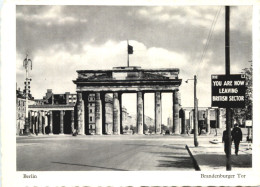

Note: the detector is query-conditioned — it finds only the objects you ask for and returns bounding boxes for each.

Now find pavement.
[186,134,252,171]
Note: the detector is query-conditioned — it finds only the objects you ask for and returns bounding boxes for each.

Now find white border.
[1,0,260,186]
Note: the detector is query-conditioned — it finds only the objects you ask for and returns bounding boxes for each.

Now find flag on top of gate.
[128,44,133,54]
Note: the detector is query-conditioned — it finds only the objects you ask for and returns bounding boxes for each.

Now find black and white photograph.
[1,1,260,186]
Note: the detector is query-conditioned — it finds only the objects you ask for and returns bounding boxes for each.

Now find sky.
[16,5,252,124]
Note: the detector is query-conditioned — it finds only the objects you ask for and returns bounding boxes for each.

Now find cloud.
[136,6,222,30]
[136,6,252,34]
[146,47,188,69]
[16,6,87,26]
[230,6,252,33]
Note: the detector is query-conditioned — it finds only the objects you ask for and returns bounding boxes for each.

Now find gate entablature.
[73,67,182,92]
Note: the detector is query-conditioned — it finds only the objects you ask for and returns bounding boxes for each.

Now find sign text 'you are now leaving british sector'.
[211,74,246,108]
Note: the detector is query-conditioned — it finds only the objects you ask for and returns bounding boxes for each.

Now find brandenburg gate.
[73,66,182,135]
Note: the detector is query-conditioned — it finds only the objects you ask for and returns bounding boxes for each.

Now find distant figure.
[231,124,243,155]
[72,129,78,136]
[222,130,229,156]
[198,123,202,135]
[186,124,190,136]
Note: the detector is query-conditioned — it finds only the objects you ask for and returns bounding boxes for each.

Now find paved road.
[17,135,196,171]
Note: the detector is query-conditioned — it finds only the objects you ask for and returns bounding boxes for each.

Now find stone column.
[29,110,32,132]
[60,110,64,134]
[33,111,36,134]
[95,92,102,135]
[119,93,123,135]
[42,112,46,134]
[49,111,53,134]
[218,108,222,128]
[38,111,43,135]
[189,111,193,131]
[31,111,34,134]
[216,109,220,129]
[45,114,48,134]
[206,109,211,134]
[181,110,186,134]
[137,91,144,135]
[76,92,85,135]
[71,110,74,133]
[173,90,180,134]
[155,92,162,134]
[82,102,85,134]
[113,92,120,135]
[35,111,38,134]
[101,93,106,135]
[83,93,89,135]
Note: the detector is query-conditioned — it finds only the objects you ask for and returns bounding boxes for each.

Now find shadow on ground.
[193,154,252,168]
[148,144,194,169]
[157,158,194,168]
[149,152,187,156]
[124,144,186,150]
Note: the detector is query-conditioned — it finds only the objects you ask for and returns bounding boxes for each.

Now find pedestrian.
[72,129,77,136]
[231,124,243,155]
[198,123,202,135]
[186,124,190,136]
[222,129,229,156]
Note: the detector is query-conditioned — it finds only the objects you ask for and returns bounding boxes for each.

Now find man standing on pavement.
[231,124,243,155]
[222,129,229,156]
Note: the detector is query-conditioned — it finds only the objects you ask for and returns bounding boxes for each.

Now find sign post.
[225,6,232,171]
[211,7,246,171]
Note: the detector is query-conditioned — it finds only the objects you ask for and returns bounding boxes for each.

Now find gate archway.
[73,66,182,135]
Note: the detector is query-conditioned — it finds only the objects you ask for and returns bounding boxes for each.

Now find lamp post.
[186,75,199,147]
[23,53,32,136]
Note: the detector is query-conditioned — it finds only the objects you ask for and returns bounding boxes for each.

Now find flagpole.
[127,40,129,67]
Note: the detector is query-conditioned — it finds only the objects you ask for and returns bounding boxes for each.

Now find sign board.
[245,120,252,127]
[211,74,246,108]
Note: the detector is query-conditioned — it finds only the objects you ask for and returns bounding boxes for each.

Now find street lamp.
[186,75,199,147]
[23,53,32,136]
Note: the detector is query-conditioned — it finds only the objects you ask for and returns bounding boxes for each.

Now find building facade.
[167,107,227,135]
[16,89,35,135]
